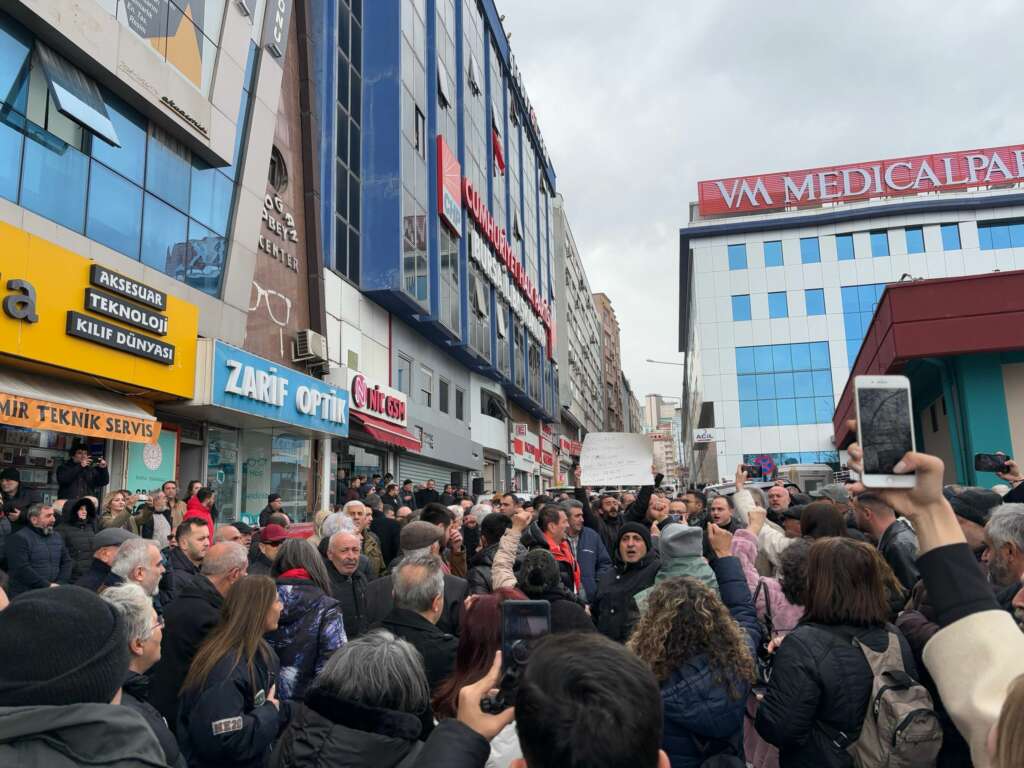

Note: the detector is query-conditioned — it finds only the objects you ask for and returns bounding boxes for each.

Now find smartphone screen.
[858,386,914,475]
[501,600,551,661]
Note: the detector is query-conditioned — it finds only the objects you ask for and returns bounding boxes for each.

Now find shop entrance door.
[179,443,204,489]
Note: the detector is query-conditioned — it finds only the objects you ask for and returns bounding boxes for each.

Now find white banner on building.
[580,432,653,487]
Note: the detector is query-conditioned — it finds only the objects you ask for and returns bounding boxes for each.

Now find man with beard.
[6,503,71,596]
[983,503,1024,623]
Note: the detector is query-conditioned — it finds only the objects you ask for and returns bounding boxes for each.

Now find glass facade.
[743,450,839,466]
[737,342,834,427]
[804,288,826,316]
[800,237,820,263]
[763,240,783,267]
[905,226,925,254]
[731,294,751,321]
[836,233,855,260]
[941,223,961,250]
[841,283,886,366]
[728,243,747,270]
[335,0,362,283]
[767,291,788,318]
[401,0,429,305]
[978,219,1024,250]
[0,10,254,297]
[870,230,889,257]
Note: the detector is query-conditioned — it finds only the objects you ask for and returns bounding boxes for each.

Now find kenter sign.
[436,135,555,359]
[698,143,1024,216]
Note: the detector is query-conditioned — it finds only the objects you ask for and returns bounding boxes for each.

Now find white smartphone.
[853,375,916,488]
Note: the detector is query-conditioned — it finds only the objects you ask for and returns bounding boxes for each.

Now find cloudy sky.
[502,0,1023,402]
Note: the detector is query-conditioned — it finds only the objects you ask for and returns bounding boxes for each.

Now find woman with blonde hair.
[628,524,760,767]
[179,575,287,768]
[98,489,152,535]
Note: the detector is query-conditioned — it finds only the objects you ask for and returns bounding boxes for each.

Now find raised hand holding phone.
[853,375,916,488]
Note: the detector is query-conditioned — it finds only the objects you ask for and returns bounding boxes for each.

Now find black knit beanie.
[0,585,128,706]
[520,548,560,595]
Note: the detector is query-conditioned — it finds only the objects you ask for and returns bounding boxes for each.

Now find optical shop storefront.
[0,223,199,502]
[187,340,350,524]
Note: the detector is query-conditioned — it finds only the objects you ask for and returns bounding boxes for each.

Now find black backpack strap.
[753,580,773,636]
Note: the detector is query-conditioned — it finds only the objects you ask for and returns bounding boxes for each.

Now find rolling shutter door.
[398,456,455,489]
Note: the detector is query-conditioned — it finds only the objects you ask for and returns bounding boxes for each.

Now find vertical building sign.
[437,136,463,236]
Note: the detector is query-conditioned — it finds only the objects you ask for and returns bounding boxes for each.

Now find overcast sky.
[502,0,1024,404]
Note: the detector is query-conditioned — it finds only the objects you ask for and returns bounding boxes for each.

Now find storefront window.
[240,429,311,523]
[206,425,239,523]
[0,427,105,505]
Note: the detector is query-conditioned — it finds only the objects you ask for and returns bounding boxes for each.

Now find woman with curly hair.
[628,524,760,767]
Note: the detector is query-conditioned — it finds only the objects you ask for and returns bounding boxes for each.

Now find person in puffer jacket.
[58,497,99,582]
[628,523,760,767]
[267,539,346,700]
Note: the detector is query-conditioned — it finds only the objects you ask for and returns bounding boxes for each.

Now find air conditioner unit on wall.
[293,329,329,364]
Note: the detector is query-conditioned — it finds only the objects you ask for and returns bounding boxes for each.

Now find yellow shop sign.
[0,223,198,398]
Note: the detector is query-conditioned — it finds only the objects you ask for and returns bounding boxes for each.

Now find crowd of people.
[2,441,1024,767]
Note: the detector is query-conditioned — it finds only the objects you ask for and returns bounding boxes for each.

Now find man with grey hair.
[6,503,70,596]
[563,498,612,604]
[326,531,369,639]
[983,503,1024,615]
[110,538,166,599]
[378,552,457,690]
[101,583,182,767]
[215,524,241,544]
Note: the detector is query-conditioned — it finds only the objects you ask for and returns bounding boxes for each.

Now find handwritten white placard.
[580,432,653,487]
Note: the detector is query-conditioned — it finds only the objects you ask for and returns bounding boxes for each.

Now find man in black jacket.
[853,492,920,590]
[592,522,660,643]
[0,467,40,516]
[164,518,209,598]
[399,479,416,508]
[148,541,247,731]
[325,531,369,639]
[377,552,457,691]
[75,527,138,592]
[6,503,71,596]
[415,479,440,508]
[466,513,513,594]
[367,493,401,567]
[56,444,109,501]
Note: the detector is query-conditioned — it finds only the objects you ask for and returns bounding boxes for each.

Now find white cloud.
[502,0,1024,401]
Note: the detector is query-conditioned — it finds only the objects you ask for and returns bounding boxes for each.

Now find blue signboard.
[212,341,349,437]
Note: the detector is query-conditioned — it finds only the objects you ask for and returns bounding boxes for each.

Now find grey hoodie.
[0,702,166,767]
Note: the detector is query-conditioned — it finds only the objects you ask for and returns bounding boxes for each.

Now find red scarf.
[544,533,581,593]
[278,568,311,581]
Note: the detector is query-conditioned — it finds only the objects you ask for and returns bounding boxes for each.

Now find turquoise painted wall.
[953,354,1014,487]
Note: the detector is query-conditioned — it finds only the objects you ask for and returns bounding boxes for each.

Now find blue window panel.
[793,371,814,398]
[86,164,142,258]
[90,92,147,185]
[1011,223,1024,249]
[795,398,815,424]
[736,347,755,374]
[805,288,826,316]
[0,14,31,115]
[757,400,777,427]
[810,341,830,370]
[738,375,757,400]
[771,344,792,372]
[812,370,833,396]
[731,294,751,321]
[815,397,834,423]
[800,237,820,263]
[189,160,233,236]
[858,285,879,312]
[184,220,226,296]
[227,87,250,181]
[870,231,889,257]
[990,225,1011,250]
[841,285,859,311]
[0,117,23,202]
[740,401,759,427]
[768,291,788,318]
[146,128,190,210]
[861,312,874,336]
[844,314,861,341]
[755,374,775,400]
[140,193,187,277]
[774,372,795,398]
[978,225,992,250]
[763,240,783,267]
[848,348,859,368]
[791,343,811,371]
[20,128,88,233]
[836,233,855,261]
[905,226,925,254]
[728,243,747,270]
[754,346,773,373]
[940,224,960,251]
[776,398,797,426]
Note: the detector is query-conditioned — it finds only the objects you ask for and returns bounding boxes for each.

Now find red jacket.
[183,496,214,541]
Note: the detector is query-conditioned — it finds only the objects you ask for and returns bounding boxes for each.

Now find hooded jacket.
[592,523,660,642]
[730,528,804,636]
[660,556,761,768]
[0,703,165,767]
[266,574,347,701]
[121,670,184,767]
[269,685,424,768]
[184,496,215,540]
[634,524,718,614]
[57,498,99,582]
[6,523,71,596]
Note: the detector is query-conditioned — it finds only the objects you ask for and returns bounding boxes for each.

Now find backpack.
[823,631,942,767]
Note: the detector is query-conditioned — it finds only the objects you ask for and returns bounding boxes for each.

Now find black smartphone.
[975,453,1010,473]
[501,600,551,665]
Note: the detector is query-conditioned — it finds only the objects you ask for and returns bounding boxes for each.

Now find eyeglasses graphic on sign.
[249,281,292,357]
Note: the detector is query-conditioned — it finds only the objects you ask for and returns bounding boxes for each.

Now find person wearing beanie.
[260,493,284,528]
[6,503,71,597]
[0,585,166,766]
[517,548,595,634]
[363,521,468,636]
[590,521,661,643]
[945,486,1002,558]
[0,466,40,517]
[57,496,100,582]
[633,523,719,614]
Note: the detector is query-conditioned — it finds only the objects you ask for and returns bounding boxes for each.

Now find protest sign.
[580,432,653,487]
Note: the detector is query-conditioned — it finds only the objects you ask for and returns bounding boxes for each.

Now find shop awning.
[351,412,422,452]
[0,368,159,443]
